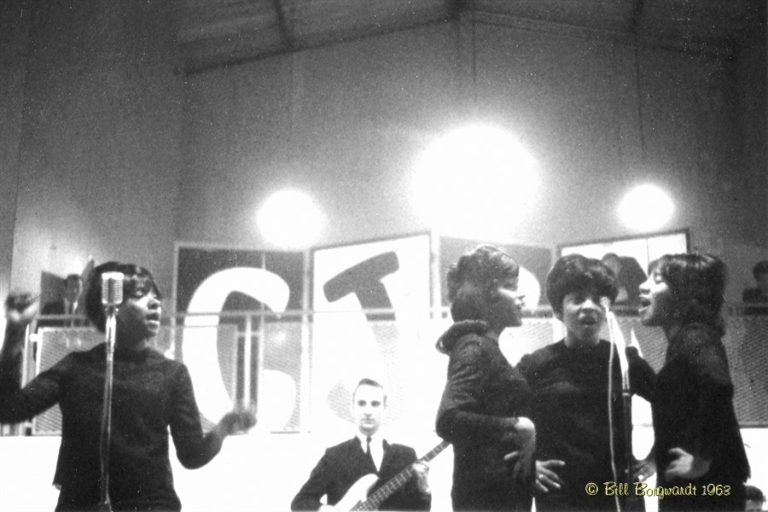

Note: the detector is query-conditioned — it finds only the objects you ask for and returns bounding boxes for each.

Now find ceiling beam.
[448,0,468,20]
[628,0,644,34]
[269,0,294,50]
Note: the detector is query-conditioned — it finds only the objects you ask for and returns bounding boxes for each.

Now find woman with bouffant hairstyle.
[1,262,255,512]
[518,254,656,512]
[639,254,749,511]
[436,245,536,511]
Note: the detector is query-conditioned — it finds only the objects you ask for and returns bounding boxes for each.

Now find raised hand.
[4,292,39,326]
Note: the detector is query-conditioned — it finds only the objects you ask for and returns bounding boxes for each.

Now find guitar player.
[291,378,431,511]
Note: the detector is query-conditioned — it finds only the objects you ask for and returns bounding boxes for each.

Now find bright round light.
[257,189,323,249]
[413,124,538,238]
[618,184,674,232]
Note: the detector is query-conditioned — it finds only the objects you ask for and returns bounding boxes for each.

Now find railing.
[2,304,768,436]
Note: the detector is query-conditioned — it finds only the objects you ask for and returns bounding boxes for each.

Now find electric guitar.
[335,440,450,511]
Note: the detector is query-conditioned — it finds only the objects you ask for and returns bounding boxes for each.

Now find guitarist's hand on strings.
[412,462,431,495]
[501,416,536,482]
[534,459,565,493]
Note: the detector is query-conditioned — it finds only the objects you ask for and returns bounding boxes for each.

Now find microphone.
[98,271,124,511]
[599,296,613,316]
[602,296,629,375]
[101,272,124,310]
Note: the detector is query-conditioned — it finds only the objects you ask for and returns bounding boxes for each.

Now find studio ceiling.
[178,0,764,73]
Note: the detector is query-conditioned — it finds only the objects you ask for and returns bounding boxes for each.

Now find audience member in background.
[39,273,84,327]
[0,262,256,512]
[435,245,535,511]
[601,253,647,309]
[518,254,655,512]
[745,485,765,512]
[742,260,768,315]
[639,253,750,511]
[291,378,431,511]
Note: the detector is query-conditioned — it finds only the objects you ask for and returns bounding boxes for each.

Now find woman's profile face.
[638,268,673,327]
[489,275,525,329]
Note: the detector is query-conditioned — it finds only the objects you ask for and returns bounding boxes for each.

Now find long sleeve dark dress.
[518,339,654,512]
[0,342,224,511]
[651,322,749,511]
[435,320,533,512]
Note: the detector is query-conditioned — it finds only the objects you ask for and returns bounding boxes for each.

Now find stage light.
[412,124,538,238]
[618,184,674,232]
[257,189,323,249]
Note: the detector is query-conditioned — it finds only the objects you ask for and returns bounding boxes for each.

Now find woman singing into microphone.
[638,254,749,511]
[435,245,536,511]
[517,254,654,512]
[0,262,255,512]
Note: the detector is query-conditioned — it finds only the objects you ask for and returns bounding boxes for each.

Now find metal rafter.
[269,0,294,50]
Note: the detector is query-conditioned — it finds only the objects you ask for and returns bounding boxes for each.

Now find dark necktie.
[365,436,376,470]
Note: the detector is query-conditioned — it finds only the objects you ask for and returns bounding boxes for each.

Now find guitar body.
[336,440,449,511]
[335,474,378,511]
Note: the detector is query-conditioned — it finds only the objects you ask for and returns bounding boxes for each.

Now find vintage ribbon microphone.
[602,297,634,512]
[98,272,124,512]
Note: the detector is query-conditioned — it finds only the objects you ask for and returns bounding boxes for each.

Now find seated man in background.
[743,261,768,315]
[291,378,431,511]
[39,273,85,327]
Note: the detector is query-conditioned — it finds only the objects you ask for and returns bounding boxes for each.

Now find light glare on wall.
[412,124,538,238]
[618,183,674,232]
[257,189,323,249]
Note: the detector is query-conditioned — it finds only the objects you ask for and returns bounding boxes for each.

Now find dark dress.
[651,322,750,511]
[435,320,533,511]
[518,339,653,512]
[0,342,224,511]
[290,438,431,511]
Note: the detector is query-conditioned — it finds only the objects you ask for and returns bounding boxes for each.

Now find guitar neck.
[354,441,449,511]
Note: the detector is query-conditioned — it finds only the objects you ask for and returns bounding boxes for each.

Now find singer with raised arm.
[0,262,256,512]
[517,254,654,512]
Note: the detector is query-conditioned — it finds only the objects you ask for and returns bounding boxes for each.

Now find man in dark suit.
[291,378,431,511]
[39,273,85,327]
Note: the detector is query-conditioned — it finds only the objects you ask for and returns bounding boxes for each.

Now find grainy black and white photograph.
[1,1,767,511]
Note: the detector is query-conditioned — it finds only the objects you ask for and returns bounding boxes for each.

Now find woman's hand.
[217,405,257,437]
[634,455,657,482]
[4,292,39,326]
[664,447,710,481]
[502,416,536,482]
[534,459,565,493]
[2,293,38,358]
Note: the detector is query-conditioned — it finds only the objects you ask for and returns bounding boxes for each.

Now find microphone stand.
[604,302,637,512]
[97,303,118,512]
[619,348,634,505]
